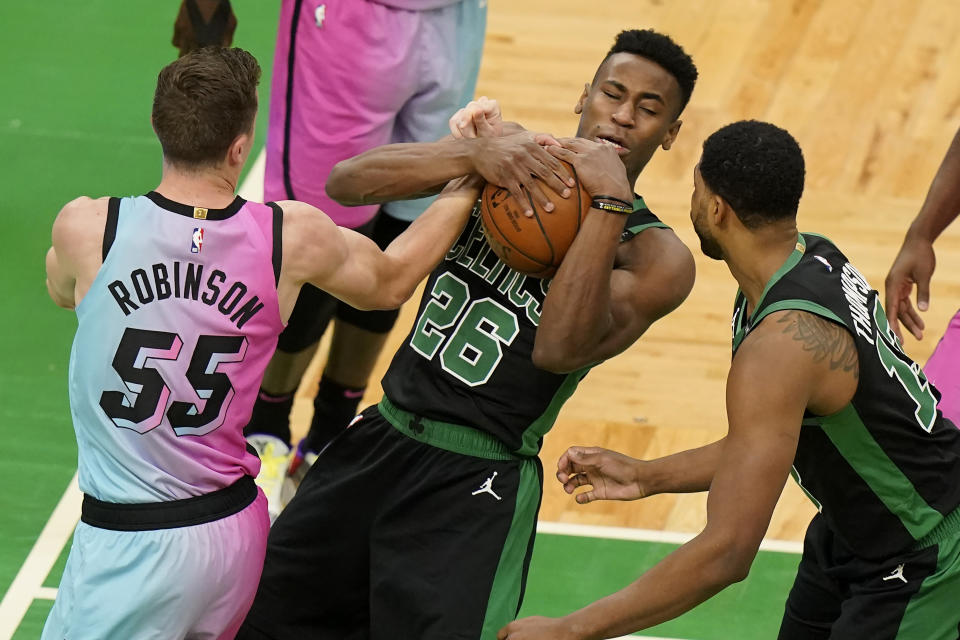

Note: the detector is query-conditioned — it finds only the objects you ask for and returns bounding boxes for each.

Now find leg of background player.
[245,282,337,522]
[285,216,409,488]
[285,322,392,485]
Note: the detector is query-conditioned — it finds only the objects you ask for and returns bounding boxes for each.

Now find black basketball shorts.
[237,400,544,640]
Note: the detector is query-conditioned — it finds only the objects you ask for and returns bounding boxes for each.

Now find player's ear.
[661,120,682,150]
[713,194,732,226]
[227,131,251,166]
[574,83,589,114]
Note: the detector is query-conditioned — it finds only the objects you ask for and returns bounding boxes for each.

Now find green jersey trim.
[516,366,590,457]
[733,299,843,352]
[379,395,521,461]
[817,404,943,540]
[626,221,669,234]
[752,299,846,328]
[750,234,807,324]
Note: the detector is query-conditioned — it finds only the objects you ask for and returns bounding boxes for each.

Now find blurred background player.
[244,0,491,519]
[42,46,483,640]
[172,0,237,56]
[885,125,960,426]
[237,29,698,640]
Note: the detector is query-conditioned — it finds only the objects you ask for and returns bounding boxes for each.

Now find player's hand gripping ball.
[479,160,592,279]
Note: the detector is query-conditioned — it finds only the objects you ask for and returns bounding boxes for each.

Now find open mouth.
[597,135,629,154]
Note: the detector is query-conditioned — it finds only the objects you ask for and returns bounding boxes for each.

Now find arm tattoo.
[776,311,859,378]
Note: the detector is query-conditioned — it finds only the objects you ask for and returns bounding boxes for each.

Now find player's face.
[575,53,683,181]
[691,164,724,260]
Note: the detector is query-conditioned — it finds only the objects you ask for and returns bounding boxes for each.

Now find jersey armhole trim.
[267,202,283,286]
[102,197,121,262]
[626,221,670,235]
[752,299,846,328]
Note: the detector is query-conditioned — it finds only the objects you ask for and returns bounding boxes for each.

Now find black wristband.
[590,196,633,214]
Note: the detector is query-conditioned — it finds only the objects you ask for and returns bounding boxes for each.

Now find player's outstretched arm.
[500,317,815,640]
[885,126,960,342]
[46,197,108,309]
[281,175,483,313]
[557,440,725,504]
[326,130,572,215]
[532,139,695,373]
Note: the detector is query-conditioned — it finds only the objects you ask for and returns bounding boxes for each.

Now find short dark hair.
[152,47,260,168]
[601,29,698,114]
[699,120,805,229]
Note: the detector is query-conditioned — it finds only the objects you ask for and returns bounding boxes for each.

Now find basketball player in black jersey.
[237,30,698,640]
[506,121,960,640]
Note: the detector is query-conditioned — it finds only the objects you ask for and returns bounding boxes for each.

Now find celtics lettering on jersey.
[408,210,547,387]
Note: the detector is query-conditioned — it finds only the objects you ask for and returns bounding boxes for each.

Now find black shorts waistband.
[81,475,258,532]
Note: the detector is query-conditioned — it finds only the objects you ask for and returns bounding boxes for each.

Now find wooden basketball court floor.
[2,0,960,637]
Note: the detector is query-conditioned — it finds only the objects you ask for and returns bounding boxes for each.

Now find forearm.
[326,138,477,205]
[564,535,742,639]
[375,181,481,305]
[534,209,628,370]
[645,439,725,495]
[911,128,960,241]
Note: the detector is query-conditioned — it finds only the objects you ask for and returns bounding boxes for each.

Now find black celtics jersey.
[382,197,667,457]
[731,232,960,559]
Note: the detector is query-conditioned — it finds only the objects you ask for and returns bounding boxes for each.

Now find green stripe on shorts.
[479,458,541,639]
[896,531,960,639]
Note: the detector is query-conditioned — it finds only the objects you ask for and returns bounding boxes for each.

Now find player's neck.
[724,224,800,311]
[155,161,240,209]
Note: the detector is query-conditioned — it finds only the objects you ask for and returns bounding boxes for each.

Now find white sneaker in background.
[247,433,292,524]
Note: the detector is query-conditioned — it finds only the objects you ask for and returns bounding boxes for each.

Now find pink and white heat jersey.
[69,192,285,503]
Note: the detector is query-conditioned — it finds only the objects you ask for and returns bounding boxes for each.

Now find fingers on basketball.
[479,160,592,279]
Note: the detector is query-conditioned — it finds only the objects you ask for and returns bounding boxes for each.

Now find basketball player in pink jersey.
[41,47,482,640]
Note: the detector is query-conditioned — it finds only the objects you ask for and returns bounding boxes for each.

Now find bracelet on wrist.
[590,196,634,214]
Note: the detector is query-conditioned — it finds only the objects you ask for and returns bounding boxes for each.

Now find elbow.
[531,339,587,374]
[708,537,757,587]
[46,280,74,310]
[381,289,412,311]
[371,282,414,312]
[325,161,362,205]
[531,343,562,372]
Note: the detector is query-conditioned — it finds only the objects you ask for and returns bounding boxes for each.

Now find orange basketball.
[479,161,592,279]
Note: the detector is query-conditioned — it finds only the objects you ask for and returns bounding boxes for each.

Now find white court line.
[35,587,58,601]
[537,521,803,554]
[237,148,266,202]
[0,472,80,639]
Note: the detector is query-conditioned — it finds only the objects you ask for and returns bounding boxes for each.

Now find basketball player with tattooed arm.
[238,29,697,640]
[41,47,483,639]
[502,121,960,640]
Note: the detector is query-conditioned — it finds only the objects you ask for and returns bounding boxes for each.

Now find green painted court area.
[0,3,798,638]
